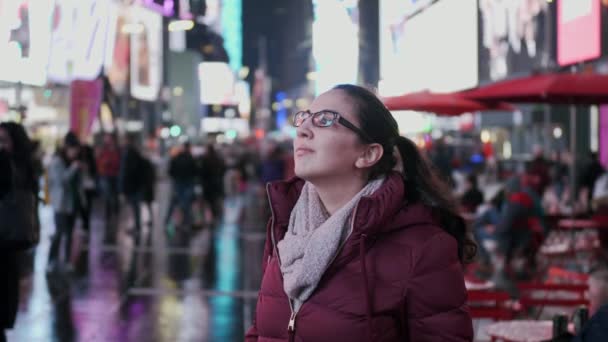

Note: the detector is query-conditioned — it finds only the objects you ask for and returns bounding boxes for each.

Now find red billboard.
[558,0,601,66]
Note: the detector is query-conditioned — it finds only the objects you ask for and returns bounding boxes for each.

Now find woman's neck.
[312,175,367,215]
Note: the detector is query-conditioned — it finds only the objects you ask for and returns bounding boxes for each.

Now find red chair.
[516,282,588,319]
[467,289,514,321]
[546,266,589,284]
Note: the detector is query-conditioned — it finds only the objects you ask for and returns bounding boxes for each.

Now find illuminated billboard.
[130,6,163,101]
[479,0,551,81]
[312,0,359,95]
[380,0,478,95]
[198,62,234,105]
[47,0,110,83]
[557,0,601,66]
[104,2,130,94]
[198,0,242,71]
[0,0,54,85]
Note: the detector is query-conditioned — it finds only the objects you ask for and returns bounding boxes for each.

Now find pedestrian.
[165,141,198,227]
[96,133,121,225]
[199,143,226,224]
[0,122,39,342]
[79,143,97,236]
[47,132,85,272]
[246,84,476,341]
[118,135,145,240]
[460,173,484,214]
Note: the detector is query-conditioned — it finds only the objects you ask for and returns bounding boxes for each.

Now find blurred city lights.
[295,98,309,109]
[172,87,184,97]
[225,108,236,118]
[170,125,182,137]
[160,127,170,138]
[226,129,238,139]
[168,20,194,32]
[553,127,563,139]
[282,99,293,108]
[238,66,250,79]
[503,141,512,159]
[121,23,144,34]
[43,89,53,99]
[481,130,491,143]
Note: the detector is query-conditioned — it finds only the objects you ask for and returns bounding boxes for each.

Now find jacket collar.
[266,172,438,238]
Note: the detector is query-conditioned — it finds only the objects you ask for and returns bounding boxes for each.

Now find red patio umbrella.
[462,73,608,104]
[382,90,515,116]
[462,72,608,200]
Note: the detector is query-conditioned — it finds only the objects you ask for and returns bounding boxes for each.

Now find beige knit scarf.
[277,178,384,313]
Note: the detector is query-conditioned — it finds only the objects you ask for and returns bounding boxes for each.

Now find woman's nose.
[296,122,313,139]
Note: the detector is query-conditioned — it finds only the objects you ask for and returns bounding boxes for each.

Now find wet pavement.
[6,180,267,342]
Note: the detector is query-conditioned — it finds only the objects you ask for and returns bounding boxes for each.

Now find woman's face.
[0,127,13,154]
[293,89,368,182]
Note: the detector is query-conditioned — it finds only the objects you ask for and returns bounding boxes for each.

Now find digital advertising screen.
[0,0,54,86]
[104,2,130,94]
[71,0,110,81]
[312,0,359,95]
[379,0,478,95]
[198,61,234,105]
[478,0,552,81]
[130,6,163,101]
[47,0,110,83]
[558,0,601,66]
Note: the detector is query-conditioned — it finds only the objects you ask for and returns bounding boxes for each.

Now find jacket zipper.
[266,184,300,336]
[266,183,363,339]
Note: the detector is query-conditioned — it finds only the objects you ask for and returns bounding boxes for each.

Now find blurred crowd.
[3,117,608,340]
[432,139,608,290]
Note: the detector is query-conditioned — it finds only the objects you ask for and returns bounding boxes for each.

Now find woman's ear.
[355,143,384,169]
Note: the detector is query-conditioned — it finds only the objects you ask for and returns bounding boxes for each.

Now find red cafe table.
[486,320,552,342]
[558,219,602,230]
[558,218,608,250]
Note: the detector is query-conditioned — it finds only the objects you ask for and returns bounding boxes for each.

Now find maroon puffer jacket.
[246,172,473,341]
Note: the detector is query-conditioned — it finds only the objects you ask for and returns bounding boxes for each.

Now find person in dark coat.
[0,122,38,342]
[460,173,484,213]
[166,142,198,226]
[493,174,545,286]
[528,146,550,195]
[78,143,97,234]
[119,136,145,238]
[246,84,475,341]
[198,143,225,223]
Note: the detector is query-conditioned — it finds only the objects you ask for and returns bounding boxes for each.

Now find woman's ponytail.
[394,136,477,263]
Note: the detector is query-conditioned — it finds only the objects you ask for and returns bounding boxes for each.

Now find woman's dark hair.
[0,122,37,193]
[333,84,476,263]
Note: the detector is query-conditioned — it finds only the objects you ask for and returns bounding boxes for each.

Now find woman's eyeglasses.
[292,110,373,142]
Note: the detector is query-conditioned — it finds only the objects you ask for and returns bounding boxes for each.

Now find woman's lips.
[295,147,314,157]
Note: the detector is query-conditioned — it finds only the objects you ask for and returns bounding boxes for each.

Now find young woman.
[48,132,85,272]
[246,84,476,341]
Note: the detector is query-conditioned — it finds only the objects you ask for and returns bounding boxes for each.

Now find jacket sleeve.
[405,232,473,341]
[244,219,274,342]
